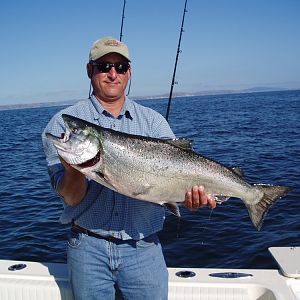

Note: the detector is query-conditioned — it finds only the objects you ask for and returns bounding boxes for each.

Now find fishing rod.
[165,0,188,121]
[119,0,131,96]
[119,0,126,41]
[89,1,127,99]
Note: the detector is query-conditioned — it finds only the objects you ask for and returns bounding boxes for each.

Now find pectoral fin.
[214,196,230,204]
[231,167,244,177]
[164,203,181,217]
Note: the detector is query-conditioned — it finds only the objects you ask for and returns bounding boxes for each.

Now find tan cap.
[89,36,130,62]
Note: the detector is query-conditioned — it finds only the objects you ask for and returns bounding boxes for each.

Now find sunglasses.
[92,62,130,74]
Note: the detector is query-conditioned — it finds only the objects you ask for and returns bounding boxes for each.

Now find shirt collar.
[89,94,133,120]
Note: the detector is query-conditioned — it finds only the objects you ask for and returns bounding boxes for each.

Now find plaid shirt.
[42,95,175,240]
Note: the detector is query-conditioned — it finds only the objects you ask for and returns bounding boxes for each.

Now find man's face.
[89,53,131,103]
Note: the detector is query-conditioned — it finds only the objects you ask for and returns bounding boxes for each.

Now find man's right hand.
[58,157,87,207]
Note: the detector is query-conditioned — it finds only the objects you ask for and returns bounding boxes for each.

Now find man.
[42,37,216,300]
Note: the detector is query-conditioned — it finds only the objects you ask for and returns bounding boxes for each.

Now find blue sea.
[0,90,299,269]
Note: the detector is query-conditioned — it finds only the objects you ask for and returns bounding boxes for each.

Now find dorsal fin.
[166,138,193,151]
[231,167,244,177]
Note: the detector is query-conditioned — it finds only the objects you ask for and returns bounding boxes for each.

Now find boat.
[0,246,299,299]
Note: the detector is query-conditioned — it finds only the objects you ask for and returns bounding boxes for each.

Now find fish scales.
[108,133,253,201]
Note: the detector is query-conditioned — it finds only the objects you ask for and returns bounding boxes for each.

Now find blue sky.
[1,0,299,105]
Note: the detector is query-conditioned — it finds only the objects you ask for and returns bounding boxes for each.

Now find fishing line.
[175,207,214,241]
[200,208,215,233]
[88,79,92,99]
[126,76,131,96]
[176,216,181,238]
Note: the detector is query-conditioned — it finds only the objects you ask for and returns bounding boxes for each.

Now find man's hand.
[58,156,87,207]
[184,186,216,210]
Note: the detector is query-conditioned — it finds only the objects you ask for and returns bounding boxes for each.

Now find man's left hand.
[184,186,216,210]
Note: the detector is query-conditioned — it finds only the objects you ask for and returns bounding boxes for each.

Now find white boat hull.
[0,247,299,300]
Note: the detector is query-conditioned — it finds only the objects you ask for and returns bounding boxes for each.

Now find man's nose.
[107,67,117,79]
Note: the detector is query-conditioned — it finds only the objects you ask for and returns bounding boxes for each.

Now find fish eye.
[72,127,79,134]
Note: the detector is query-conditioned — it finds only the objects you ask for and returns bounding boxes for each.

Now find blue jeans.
[67,231,168,300]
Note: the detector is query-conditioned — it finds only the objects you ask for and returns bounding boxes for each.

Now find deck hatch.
[8,263,27,271]
[209,272,253,278]
[175,270,196,278]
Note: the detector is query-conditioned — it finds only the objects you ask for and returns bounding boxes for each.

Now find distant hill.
[134,86,293,100]
[0,87,298,111]
[0,99,80,111]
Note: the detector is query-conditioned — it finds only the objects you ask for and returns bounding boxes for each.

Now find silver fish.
[46,114,292,230]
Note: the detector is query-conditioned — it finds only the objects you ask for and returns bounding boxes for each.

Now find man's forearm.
[58,167,87,207]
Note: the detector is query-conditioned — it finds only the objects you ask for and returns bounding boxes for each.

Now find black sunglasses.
[92,62,130,74]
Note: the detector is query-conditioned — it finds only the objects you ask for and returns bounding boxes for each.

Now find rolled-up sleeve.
[47,163,64,192]
[42,113,65,194]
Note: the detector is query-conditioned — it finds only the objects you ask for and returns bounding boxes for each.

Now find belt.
[71,222,126,243]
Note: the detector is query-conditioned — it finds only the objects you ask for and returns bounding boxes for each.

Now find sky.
[1,0,300,105]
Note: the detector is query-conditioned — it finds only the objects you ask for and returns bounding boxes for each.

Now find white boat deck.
[0,247,299,300]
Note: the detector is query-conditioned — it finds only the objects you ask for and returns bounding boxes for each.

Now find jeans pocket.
[67,231,84,248]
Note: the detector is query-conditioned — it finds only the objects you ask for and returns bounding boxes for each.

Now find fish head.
[46,114,103,167]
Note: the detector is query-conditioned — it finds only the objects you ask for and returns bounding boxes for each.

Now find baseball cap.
[89,37,130,62]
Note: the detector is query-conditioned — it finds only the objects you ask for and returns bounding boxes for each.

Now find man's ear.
[87,63,93,79]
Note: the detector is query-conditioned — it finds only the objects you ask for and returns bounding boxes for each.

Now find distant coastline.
[0,87,299,111]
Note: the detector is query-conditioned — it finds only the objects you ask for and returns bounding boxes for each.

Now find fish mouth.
[77,150,101,168]
[46,131,71,149]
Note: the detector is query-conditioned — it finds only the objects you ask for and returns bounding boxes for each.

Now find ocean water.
[0,90,299,269]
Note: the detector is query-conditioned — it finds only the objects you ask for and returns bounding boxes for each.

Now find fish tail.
[245,184,292,230]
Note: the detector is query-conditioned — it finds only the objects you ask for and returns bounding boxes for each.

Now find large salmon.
[46,114,292,230]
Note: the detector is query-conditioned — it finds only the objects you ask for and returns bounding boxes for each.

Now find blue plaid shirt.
[42,95,175,240]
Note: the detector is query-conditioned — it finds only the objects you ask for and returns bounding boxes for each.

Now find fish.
[46,114,292,230]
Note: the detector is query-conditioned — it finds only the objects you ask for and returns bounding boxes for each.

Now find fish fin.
[231,167,244,177]
[131,185,153,197]
[164,203,181,217]
[214,196,230,204]
[245,184,292,231]
[93,171,118,191]
[166,139,193,151]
